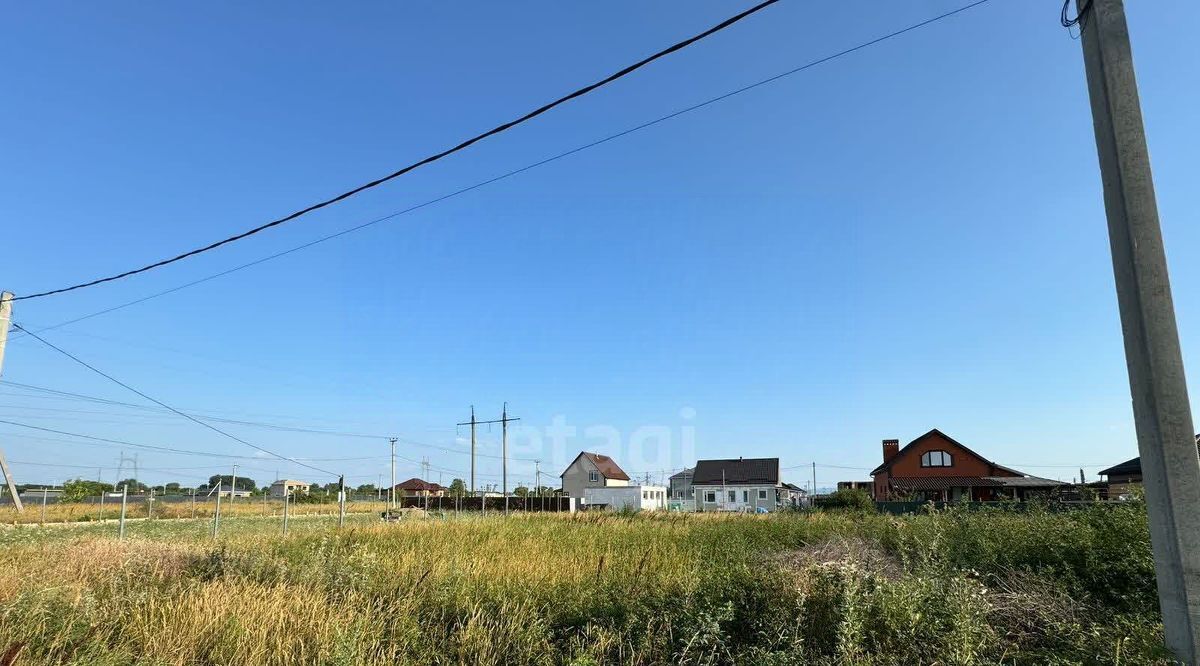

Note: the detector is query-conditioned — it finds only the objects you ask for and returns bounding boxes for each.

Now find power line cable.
[0,380,539,461]
[10,0,992,337]
[12,0,782,302]
[10,323,339,476]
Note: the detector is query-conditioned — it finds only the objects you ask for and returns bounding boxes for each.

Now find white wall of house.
[561,455,629,498]
[694,484,780,512]
[584,485,667,511]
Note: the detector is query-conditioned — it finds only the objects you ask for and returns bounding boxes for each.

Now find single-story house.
[583,485,668,512]
[692,457,795,512]
[560,452,630,498]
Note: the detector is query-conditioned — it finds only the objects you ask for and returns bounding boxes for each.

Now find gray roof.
[988,475,1064,488]
[692,458,779,485]
[669,468,694,480]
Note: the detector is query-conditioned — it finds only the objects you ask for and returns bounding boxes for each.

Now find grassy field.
[0,504,1169,665]
[1,498,390,525]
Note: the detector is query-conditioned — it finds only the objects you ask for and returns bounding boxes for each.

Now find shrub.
[818,489,876,512]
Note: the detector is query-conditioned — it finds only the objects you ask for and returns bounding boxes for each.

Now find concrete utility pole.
[458,404,520,512]
[0,292,24,512]
[812,462,817,497]
[1076,0,1200,660]
[457,406,479,494]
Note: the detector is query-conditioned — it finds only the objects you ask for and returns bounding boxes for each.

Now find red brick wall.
[886,431,993,478]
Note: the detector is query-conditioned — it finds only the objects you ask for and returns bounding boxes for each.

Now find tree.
[205,475,257,492]
[447,478,467,498]
[117,478,146,493]
[60,479,113,502]
[514,485,530,498]
[165,482,182,493]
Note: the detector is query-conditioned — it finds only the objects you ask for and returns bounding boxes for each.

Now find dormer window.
[921,450,953,467]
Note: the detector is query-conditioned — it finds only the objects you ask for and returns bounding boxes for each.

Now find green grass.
[0,504,1171,665]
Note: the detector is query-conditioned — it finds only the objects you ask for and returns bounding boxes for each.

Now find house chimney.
[882,439,900,464]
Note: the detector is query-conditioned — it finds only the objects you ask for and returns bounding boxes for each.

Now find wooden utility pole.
[0,292,23,512]
[1076,0,1200,660]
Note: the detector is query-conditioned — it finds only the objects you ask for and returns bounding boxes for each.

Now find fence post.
[212,482,222,539]
[118,485,127,540]
[40,487,47,524]
[148,487,154,520]
[98,491,104,523]
[191,487,196,519]
[282,488,290,536]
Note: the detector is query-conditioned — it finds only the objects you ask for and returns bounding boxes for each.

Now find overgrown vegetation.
[0,504,1169,664]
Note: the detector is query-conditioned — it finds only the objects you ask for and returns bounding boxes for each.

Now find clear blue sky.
[2,0,1198,491]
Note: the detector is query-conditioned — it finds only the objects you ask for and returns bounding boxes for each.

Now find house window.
[728,490,736,503]
[643,490,648,499]
[921,450,954,468]
[588,470,599,482]
[705,491,716,503]
[742,490,749,502]
[758,489,768,500]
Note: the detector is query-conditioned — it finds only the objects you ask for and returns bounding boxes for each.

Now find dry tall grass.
[0,507,1172,665]
[1,499,388,525]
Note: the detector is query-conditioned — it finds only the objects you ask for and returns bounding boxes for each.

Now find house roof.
[669,468,694,480]
[1099,457,1141,477]
[1098,435,1200,478]
[272,479,309,486]
[870,429,1031,478]
[395,478,444,491]
[559,452,630,481]
[692,458,780,485]
[781,482,806,493]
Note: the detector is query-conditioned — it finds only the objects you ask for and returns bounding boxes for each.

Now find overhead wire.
[0,379,536,462]
[12,0,783,302]
[8,0,992,332]
[10,323,340,476]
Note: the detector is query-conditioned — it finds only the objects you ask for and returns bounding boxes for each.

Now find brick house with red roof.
[871,429,1062,501]
[394,478,446,498]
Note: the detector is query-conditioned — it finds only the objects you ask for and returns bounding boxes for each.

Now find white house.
[583,485,668,512]
[691,458,802,512]
[559,452,630,498]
